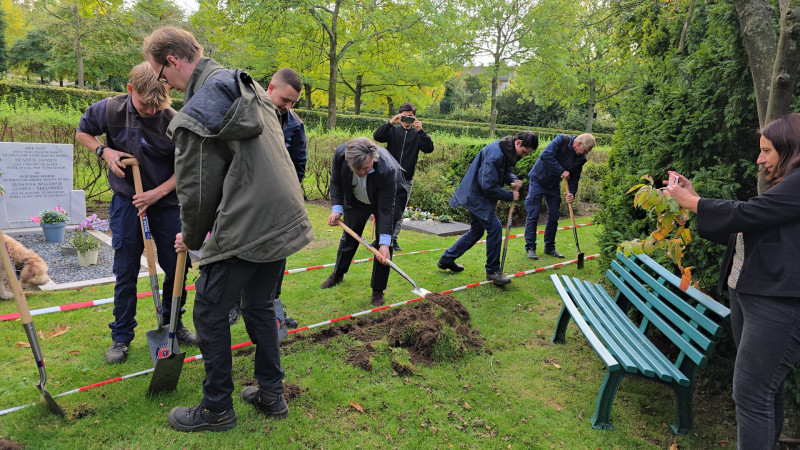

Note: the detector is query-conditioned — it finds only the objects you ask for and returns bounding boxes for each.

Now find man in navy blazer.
[321,137,407,306]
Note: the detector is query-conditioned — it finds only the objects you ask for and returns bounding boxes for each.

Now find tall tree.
[8,28,51,82]
[464,0,535,136]
[0,9,7,75]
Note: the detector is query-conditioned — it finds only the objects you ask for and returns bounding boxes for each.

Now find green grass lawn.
[0,203,736,448]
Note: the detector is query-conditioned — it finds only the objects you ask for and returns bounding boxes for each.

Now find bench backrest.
[606,252,730,369]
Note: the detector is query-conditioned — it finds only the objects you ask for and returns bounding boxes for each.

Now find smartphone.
[400,115,416,124]
[669,173,679,186]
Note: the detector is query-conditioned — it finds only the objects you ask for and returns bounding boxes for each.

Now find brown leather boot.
[320,273,344,289]
[371,290,385,306]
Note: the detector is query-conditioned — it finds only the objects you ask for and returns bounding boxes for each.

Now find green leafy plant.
[68,230,100,253]
[32,206,69,224]
[618,175,694,290]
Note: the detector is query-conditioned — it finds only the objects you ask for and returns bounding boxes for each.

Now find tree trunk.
[327,43,338,130]
[732,0,777,126]
[354,74,362,115]
[585,79,596,133]
[76,36,84,89]
[489,71,498,138]
[304,83,313,109]
[677,0,697,54]
[765,3,800,123]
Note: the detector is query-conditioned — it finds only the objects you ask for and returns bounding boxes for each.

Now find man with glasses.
[438,131,538,286]
[75,62,199,364]
[523,133,595,260]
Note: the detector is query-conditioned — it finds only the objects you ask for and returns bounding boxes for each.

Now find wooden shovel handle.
[337,219,384,261]
[127,159,158,276]
[0,227,32,324]
[172,251,187,298]
[563,178,576,222]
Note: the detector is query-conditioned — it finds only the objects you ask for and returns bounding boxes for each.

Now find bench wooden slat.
[610,260,715,353]
[586,280,691,386]
[615,254,725,340]
[606,267,708,366]
[550,274,620,371]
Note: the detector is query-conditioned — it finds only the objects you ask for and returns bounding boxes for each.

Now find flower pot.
[77,249,99,267]
[41,222,66,243]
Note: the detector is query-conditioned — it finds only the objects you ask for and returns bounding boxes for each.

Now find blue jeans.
[440,211,502,274]
[730,289,800,449]
[194,257,285,412]
[524,180,561,252]
[108,194,187,344]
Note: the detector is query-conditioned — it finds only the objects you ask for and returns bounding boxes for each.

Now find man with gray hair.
[322,137,407,306]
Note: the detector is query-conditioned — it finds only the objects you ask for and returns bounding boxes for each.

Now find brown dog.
[0,235,51,299]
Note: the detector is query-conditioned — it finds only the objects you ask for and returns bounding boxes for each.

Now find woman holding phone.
[667,113,800,449]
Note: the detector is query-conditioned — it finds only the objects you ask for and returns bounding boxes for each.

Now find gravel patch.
[11,231,131,284]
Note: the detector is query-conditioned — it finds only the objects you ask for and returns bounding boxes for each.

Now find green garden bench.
[550,252,730,434]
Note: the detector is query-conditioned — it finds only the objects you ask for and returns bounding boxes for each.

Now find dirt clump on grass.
[0,438,24,449]
[295,293,486,372]
[239,378,305,402]
[68,402,96,420]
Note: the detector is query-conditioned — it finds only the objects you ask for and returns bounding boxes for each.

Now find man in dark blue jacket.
[524,133,595,260]
[320,138,407,306]
[438,132,538,286]
[373,102,434,251]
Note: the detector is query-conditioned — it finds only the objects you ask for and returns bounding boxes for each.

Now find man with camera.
[373,102,434,252]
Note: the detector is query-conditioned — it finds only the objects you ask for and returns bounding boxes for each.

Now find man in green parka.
[143,26,313,432]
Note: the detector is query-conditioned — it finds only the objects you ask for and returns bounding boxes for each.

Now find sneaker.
[526,249,538,260]
[241,386,289,419]
[392,241,402,252]
[176,326,200,346]
[320,273,344,289]
[371,290,385,306]
[283,316,299,329]
[544,249,565,259]
[168,404,237,432]
[486,271,511,286]
[437,259,465,273]
[104,342,129,364]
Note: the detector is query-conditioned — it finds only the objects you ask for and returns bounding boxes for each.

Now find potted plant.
[69,231,101,266]
[30,206,69,243]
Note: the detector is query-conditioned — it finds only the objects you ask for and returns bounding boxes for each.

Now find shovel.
[500,195,517,273]
[563,179,585,269]
[0,227,64,416]
[147,250,187,396]
[338,220,430,297]
[123,157,167,365]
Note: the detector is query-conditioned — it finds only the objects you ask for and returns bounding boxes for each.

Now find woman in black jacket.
[668,113,800,449]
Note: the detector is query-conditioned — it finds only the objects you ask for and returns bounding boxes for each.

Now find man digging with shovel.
[320,137,407,306]
[76,62,199,364]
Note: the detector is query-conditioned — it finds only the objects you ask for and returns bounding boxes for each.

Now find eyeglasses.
[157,62,168,83]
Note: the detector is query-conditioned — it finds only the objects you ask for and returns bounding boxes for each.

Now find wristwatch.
[95,144,106,158]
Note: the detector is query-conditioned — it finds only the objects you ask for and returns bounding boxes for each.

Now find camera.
[400,115,416,124]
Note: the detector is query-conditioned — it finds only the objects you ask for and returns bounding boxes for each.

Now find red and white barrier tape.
[0,223,595,322]
[0,253,598,416]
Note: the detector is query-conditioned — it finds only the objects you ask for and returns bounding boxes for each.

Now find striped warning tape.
[0,254,598,416]
[0,223,595,322]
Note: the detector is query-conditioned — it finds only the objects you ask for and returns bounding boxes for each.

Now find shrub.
[34,206,69,224]
[68,231,101,253]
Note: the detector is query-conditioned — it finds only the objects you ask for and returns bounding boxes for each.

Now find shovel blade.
[146,327,170,368]
[413,288,431,297]
[37,386,65,416]
[147,351,186,396]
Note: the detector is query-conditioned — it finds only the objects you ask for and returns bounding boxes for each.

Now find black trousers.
[333,204,392,291]
[194,257,285,412]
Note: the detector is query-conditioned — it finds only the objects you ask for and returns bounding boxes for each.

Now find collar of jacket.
[184,58,222,103]
[499,136,519,165]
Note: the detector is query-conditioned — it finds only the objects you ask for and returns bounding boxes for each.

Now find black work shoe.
[176,327,200,346]
[104,342,129,364]
[320,273,344,289]
[241,387,289,419]
[371,290,385,306]
[437,259,465,273]
[283,316,299,329]
[526,249,538,260]
[392,241,402,252]
[168,404,237,432]
[486,271,511,286]
[544,249,565,259]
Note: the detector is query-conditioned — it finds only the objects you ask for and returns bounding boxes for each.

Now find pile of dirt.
[294,292,487,374]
